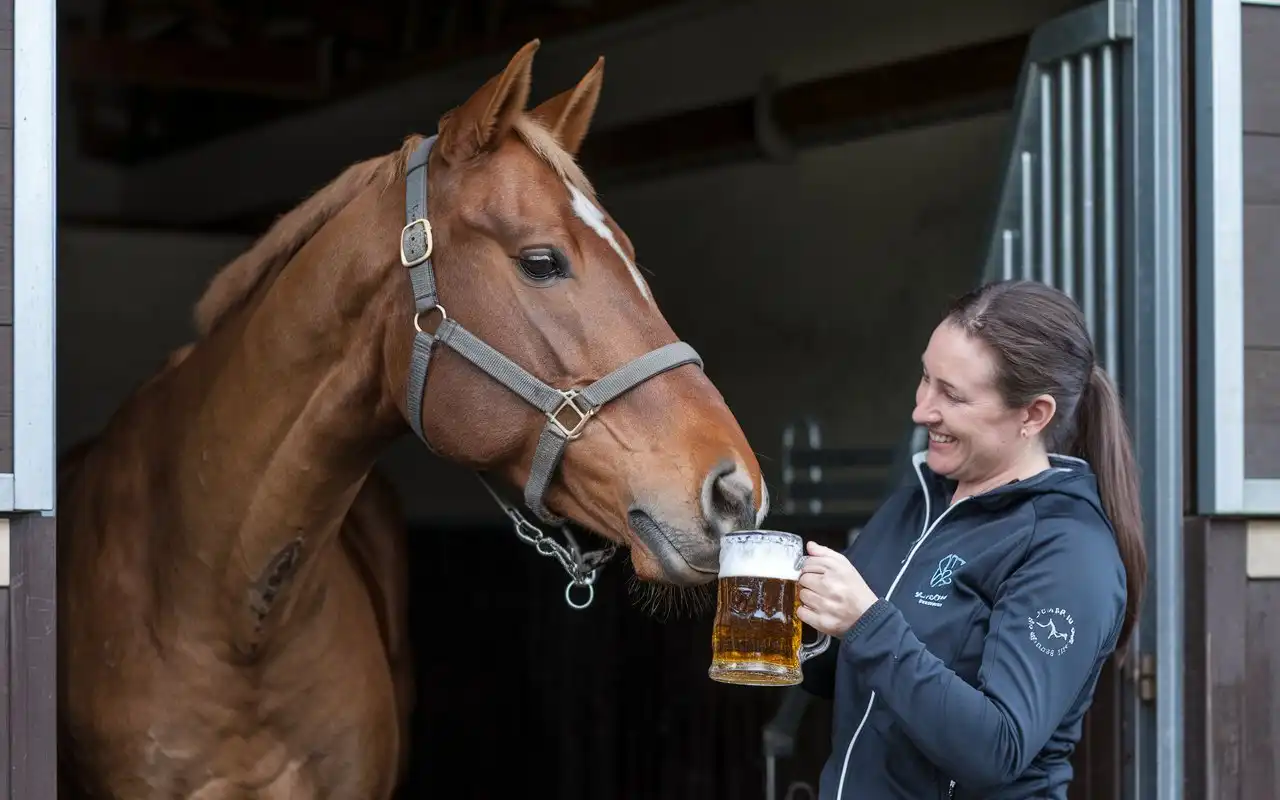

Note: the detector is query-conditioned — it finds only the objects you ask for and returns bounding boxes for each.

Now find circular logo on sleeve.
[1027,607,1075,656]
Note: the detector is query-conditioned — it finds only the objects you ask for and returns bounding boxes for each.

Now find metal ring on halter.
[413,304,448,334]
[565,580,594,610]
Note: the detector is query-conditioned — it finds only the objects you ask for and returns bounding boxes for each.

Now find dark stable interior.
[398,522,838,799]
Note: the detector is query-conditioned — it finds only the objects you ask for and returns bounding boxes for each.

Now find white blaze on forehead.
[567,182,651,302]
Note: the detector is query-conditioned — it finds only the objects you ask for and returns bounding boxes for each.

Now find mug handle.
[794,550,833,663]
[799,629,831,663]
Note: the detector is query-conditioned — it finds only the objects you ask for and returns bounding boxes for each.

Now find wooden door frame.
[4,515,56,799]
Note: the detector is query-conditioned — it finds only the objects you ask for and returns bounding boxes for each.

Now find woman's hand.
[797,541,880,639]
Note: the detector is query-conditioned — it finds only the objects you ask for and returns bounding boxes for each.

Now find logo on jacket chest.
[914,553,966,607]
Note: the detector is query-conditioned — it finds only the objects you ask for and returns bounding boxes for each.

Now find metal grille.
[982,0,1135,374]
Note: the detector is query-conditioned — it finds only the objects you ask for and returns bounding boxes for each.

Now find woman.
[796,280,1146,800]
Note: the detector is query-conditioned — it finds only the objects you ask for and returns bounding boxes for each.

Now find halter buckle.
[400,218,434,267]
[549,389,596,440]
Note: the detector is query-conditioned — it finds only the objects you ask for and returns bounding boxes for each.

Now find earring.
[1020,428,1028,439]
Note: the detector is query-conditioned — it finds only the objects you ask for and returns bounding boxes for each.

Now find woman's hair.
[944,279,1146,657]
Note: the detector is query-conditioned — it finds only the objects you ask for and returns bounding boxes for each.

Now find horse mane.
[510,115,595,200]
[191,151,397,336]
[192,115,593,337]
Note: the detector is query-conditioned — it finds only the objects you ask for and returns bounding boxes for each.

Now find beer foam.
[719,538,802,580]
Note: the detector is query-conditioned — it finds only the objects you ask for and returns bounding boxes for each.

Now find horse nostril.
[701,460,756,535]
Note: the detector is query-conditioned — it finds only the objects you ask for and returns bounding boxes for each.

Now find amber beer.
[708,530,831,686]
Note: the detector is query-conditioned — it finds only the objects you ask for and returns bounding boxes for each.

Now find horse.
[57,39,768,799]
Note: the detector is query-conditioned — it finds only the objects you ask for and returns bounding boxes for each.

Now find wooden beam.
[65,35,332,99]
[578,33,1029,184]
[62,32,1031,234]
[65,0,692,102]
[328,0,693,100]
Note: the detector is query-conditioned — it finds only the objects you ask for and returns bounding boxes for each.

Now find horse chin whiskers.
[625,568,715,622]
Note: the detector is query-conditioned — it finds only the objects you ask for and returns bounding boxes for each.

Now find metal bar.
[1026,0,1136,63]
[1194,0,1246,515]
[1132,1,1185,798]
[1002,230,1016,280]
[1081,50,1098,335]
[779,448,896,469]
[783,481,896,503]
[1101,44,1120,373]
[977,1,1136,286]
[1117,32,1143,798]
[1040,72,1055,286]
[1021,151,1035,279]
[763,513,878,533]
[1059,58,1075,295]
[12,0,57,513]
[980,54,1044,281]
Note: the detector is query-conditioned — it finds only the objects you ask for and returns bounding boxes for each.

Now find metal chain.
[478,475,618,609]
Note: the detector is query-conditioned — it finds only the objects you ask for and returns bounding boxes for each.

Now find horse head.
[378,40,766,590]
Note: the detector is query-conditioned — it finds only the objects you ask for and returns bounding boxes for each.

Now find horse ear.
[529,56,604,156]
[437,39,540,164]
[166,344,195,369]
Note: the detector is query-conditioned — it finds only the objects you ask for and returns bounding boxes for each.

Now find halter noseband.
[398,135,706,609]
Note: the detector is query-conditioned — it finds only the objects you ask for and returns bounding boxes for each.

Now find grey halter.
[399,134,705,610]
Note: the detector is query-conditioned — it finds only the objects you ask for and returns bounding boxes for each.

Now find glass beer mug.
[708,530,831,686]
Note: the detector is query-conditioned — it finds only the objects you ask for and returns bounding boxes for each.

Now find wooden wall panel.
[1243,348,1280,478]
[1183,518,1208,798]
[1243,205,1280,348]
[1183,518,1280,799]
[1242,4,1280,480]
[1243,4,1280,136]
[1242,577,1280,797]
[0,585,10,800]
[7,514,56,800]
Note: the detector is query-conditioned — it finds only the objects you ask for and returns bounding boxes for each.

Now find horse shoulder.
[338,467,414,782]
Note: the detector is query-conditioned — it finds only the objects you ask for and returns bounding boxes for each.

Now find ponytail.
[1073,364,1146,658]
[945,280,1147,657]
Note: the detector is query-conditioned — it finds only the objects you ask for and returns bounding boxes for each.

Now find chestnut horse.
[57,40,767,799]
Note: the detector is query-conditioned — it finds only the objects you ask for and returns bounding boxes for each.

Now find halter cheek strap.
[398,135,706,608]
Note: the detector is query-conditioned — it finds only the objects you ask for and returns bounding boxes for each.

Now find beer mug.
[708,530,831,686]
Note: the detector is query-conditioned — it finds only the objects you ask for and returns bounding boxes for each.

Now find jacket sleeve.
[839,515,1126,791]
[802,485,923,700]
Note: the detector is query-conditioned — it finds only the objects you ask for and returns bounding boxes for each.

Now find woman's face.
[911,321,1043,485]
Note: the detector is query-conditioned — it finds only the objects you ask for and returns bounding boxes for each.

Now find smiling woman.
[795,279,1147,800]
[913,305,1061,501]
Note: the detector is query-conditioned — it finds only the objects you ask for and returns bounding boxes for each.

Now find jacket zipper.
[948,779,956,798]
[834,452,969,800]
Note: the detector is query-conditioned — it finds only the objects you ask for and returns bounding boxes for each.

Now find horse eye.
[516,247,567,282]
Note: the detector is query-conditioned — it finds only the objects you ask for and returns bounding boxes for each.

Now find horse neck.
[171,205,405,619]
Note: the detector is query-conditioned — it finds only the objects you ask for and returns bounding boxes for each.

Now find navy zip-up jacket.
[802,452,1127,800]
